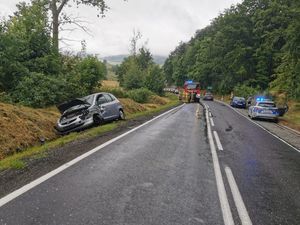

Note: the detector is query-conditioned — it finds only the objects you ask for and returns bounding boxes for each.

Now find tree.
[163,0,300,99]
[130,29,142,56]
[48,0,108,53]
[144,65,165,95]
[0,0,58,92]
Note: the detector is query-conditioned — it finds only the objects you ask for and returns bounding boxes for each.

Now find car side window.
[97,95,107,105]
[104,94,113,102]
[109,94,116,101]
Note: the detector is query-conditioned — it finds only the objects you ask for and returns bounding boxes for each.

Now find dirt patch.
[101,80,120,88]
[0,103,181,198]
[119,98,147,114]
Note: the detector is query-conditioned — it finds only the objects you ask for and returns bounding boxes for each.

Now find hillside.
[103,54,167,65]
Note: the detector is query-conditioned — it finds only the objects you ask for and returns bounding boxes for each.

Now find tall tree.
[49,0,108,53]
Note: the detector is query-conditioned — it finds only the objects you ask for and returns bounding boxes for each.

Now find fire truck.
[179,80,201,103]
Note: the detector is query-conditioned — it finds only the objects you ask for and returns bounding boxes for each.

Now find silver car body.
[248,101,279,121]
[55,92,124,134]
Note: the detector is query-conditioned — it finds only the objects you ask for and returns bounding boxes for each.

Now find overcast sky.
[0,0,242,57]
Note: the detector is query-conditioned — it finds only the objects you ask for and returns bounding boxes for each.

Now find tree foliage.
[164,0,300,99]
[116,47,166,95]
[0,1,107,107]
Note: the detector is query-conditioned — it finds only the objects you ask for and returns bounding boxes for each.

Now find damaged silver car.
[55,92,125,134]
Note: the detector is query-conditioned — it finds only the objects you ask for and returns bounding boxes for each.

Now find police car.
[248,97,279,122]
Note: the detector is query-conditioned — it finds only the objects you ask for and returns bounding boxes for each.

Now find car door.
[96,94,110,120]
[107,94,120,118]
[103,94,116,120]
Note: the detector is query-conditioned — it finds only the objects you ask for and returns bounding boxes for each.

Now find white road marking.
[209,112,212,117]
[215,100,300,153]
[203,103,234,225]
[196,104,201,118]
[210,117,215,127]
[213,131,224,151]
[0,104,186,208]
[225,166,253,225]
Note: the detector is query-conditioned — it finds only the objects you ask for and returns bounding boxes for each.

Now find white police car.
[248,98,279,122]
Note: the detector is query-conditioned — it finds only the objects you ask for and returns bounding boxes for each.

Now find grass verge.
[280,101,300,132]
[0,96,180,170]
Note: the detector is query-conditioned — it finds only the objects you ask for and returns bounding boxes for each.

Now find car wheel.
[93,114,103,125]
[119,109,126,120]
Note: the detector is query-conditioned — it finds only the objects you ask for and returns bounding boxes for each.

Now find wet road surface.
[204,100,300,225]
[0,102,299,225]
[0,104,223,225]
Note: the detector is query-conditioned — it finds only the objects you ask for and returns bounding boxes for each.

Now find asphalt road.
[204,100,300,225]
[0,102,299,225]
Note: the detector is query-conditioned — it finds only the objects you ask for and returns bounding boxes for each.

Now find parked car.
[230,96,246,108]
[248,100,279,122]
[203,92,214,101]
[55,93,125,134]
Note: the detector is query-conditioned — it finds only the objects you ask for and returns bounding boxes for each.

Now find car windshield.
[258,102,276,107]
[234,97,245,101]
[81,94,94,105]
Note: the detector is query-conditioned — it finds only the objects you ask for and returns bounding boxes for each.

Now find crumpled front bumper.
[55,116,94,134]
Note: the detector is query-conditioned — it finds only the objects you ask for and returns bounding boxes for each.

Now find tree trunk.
[51,0,59,54]
[51,0,68,54]
[52,10,59,53]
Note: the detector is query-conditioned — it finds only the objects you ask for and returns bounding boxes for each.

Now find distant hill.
[102,54,167,65]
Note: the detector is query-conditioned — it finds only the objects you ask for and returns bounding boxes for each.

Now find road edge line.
[210,117,215,126]
[215,100,300,153]
[213,131,224,151]
[203,103,234,225]
[225,166,253,225]
[0,103,185,208]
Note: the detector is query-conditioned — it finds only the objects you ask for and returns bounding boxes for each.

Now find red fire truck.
[179,80,201,103]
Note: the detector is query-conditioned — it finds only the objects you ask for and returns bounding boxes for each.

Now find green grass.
[0,98,180,171]
[280,102,300,131]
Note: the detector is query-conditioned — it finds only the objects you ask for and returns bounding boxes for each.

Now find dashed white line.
[204,104,234,225]
[225,166,253,225]
[210,117,215,127]
[0,104,186,208]
[213,131,224,151]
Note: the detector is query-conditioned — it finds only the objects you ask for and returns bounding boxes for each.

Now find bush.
[11,72,85,107]
[144,65,165,95]
[75,56,107,92]
[127,88,154,103]
[95,87,127,98]
[233,84,260,98]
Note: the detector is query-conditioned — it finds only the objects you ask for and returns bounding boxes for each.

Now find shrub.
[127,88,154,103]
[11,72,85,107]
[233,84,260,98]
[95,87,127,98]
[144,65,165,95]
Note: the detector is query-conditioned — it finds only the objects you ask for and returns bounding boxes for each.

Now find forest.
[163,0,300,100]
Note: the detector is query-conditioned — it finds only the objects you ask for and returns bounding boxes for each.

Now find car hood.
[57,98,91,114]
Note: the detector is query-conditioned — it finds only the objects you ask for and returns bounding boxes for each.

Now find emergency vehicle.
[179,80,201,103]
